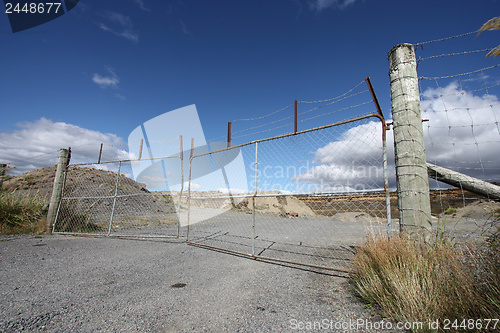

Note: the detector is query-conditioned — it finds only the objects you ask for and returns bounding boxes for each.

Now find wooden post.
[227,122,232,148]
[427,163,500,201]
[389,43,432,242]
[0,164,6,188]
[46,148,71,234]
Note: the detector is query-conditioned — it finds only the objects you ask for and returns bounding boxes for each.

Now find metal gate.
[185,113,390,272]
[53,154,184,238]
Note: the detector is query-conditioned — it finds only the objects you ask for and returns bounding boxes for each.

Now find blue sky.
[1,0,500,185]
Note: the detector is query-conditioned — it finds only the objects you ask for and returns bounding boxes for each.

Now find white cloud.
[92,68,119,89]
[179,19,192,36]
[310,0,358,11]
[293,120,386,192]
[0,118,132,175]
[292,82,500,191]
[132,0,151,12]
[98,12,139,42]
[421,82,500,182]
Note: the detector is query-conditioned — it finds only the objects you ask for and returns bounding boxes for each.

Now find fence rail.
[186,113,389,272]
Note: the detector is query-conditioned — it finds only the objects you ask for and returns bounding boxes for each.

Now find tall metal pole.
[388,43,432,242]
[365,77,392,236]
[186,138,195,241]
[252,142,259,256]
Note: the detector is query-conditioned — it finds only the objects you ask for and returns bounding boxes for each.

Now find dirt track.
[0,234,399,333]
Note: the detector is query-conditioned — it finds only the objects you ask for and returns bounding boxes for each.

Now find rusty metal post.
[138,139,144,160]
[98,143,103,164]
[227,122,232,148]
[366,77,392,236]
[294,100,298,134]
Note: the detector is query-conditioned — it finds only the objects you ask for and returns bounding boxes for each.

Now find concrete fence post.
[46,148,71,233]
[388,43,432,242]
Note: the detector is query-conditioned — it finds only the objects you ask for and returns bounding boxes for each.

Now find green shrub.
[443,207,457,215]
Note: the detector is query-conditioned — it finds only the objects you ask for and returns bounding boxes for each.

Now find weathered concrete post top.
[388,43,432,242]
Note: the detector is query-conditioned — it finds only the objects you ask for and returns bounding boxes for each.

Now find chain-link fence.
[186,114,389,272]
[53,154,184,238]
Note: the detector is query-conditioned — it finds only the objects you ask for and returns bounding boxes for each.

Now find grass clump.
[0,190,47,234]
[443,207,457,215]
[351,234,500,332]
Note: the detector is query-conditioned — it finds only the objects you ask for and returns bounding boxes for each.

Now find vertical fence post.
[138,139,144,160]
[0,164,6,188]
[227,122,232,148]
[107,161,122,236]
[252,142,259,256]
[177,135,183,238]
[294,100,298,134]
[186,138,195,241]
[388,43,432,242]
[365,77,392,236]
[98,143,103,164]
[46,148,71,234]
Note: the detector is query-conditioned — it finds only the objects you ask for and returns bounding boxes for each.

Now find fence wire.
[414,33,500,239]
[53,153,184,238]
[186,114,389,272]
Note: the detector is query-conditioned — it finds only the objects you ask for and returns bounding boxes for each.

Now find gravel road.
[0,233,401,332]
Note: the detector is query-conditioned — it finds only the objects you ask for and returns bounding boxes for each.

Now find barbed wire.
[232,121,294,140]
[216,79,373,143]
[298,90,370,117]
[299,101,373,124]
[298,80,366,104]
[419,64,500,80]
[231,114,294,136]
[420,82,500,98]
[232,102,294,123]
[417,49,492,62]
[414,30,479,47]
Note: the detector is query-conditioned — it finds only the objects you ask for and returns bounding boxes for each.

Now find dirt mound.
[446,200,500,221]
[3,166,178,232]
[233,196,315,217]
[332,212,385,223]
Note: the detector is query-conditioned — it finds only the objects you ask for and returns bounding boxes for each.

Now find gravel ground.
[0,234,402,333]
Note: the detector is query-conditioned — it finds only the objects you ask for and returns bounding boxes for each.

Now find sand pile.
[233,196,315,217]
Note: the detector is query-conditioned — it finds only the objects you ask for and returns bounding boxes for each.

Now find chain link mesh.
[186,115,389,271]
[54,156,183,238]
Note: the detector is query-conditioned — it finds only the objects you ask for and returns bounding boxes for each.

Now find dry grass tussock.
[0,189,47,234]
[351,231,500,332]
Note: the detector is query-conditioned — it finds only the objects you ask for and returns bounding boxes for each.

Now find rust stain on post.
[294,100,298,134]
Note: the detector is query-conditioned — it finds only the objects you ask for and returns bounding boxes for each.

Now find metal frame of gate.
[185,110,390,273]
